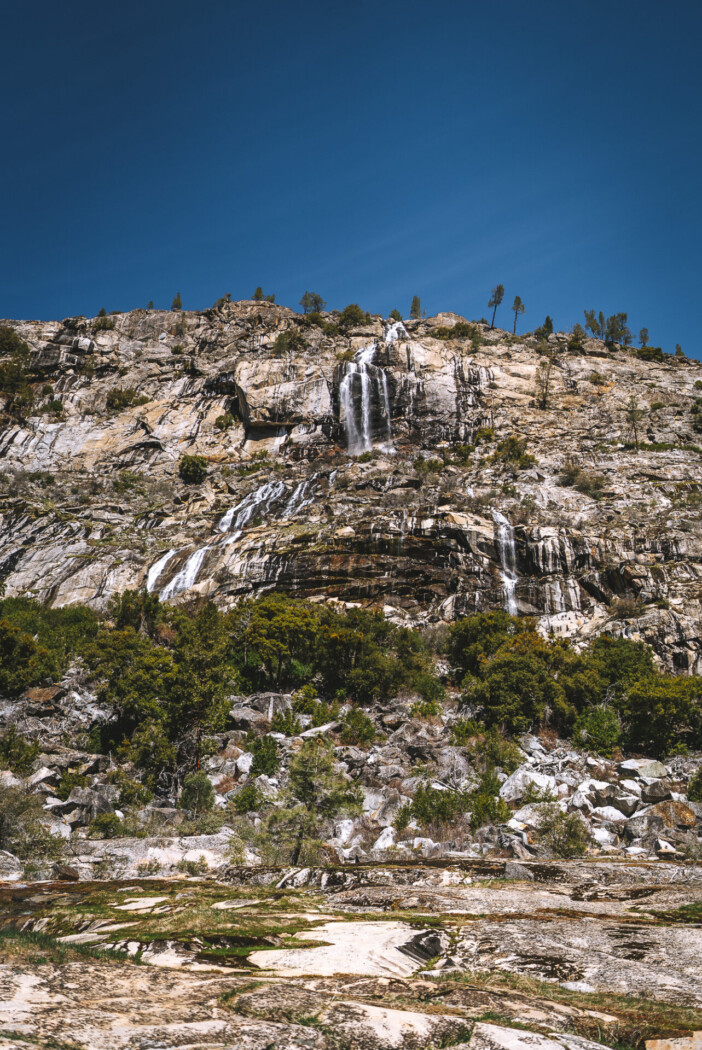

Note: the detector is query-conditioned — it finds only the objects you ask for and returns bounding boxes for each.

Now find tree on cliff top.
[300,291,326,314]
[410,295,422,319]
[512,296,525,334]
[488,284,504,328]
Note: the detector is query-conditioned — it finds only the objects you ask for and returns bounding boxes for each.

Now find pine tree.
[511,296,525,334]
[639,327,649,347]
[410,295,421,319]
[97,307,107,318]
[171,292,182,311]
[488,284,504,329]
[299,291,326,314]
[390,309,402,322]
[253,287,265,301]
[624,395,645,449]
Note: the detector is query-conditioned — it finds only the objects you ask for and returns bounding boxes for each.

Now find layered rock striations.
[1,301,701,670]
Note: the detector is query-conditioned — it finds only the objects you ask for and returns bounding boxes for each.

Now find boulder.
[641,779,673,803]
[619,758,667,779]
[649,800,698,829]
[0,850,22,880]
[499,766,557,803]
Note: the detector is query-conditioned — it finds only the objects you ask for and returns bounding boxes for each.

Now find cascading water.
[340,321,400,454]
[159,546,211,601]
[219,480,286,534]
[145,548,177,593]
[282,473,318,518]
[493,511,519,615]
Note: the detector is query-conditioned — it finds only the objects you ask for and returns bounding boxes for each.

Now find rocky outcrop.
[2,302,702,670]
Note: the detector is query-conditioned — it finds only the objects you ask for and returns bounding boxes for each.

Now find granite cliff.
[1,300,701,671]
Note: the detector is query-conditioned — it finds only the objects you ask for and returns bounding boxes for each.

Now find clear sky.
[2,1,700,355]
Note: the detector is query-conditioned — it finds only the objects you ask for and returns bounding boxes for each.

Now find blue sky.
[2,0,700,355]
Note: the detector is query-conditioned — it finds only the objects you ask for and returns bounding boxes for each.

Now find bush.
[93,315,115,332]
[572,706,621,757]
[0,726,40,776]
[493,435,535,469]
[105,388,148,411]
[538,807,590,858]
[89,813,123,838]
[271,329,306,356]
[636,346,666,363]
[432,322,482,348]
[339,708,376,747]
[0,785,64,861]
[214,413,235,430]
[230,783,263,814]
[179,771,215,814]
[248,735,280,777]
[270,709,302,736]
[55,769,88,801]
[560,461,606,499]
[687,768,702,803]
[178,454,208,484]
[339,303,370,329]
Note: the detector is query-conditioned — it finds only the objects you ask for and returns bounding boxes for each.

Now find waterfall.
[339,333,395,455]
[145,549,176,593]
[219,480,286,533]
[282,473,318,518]
[159,546,211,601]
[493,511,519,615]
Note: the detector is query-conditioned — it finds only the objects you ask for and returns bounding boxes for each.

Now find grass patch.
[647,902,702,925]
[0,927,137,966]
[437,969,702,1047]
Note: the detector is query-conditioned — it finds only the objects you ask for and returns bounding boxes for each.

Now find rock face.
[2,302,702,670]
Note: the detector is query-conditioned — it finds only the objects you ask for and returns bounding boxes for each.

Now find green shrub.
[270,709,302,736]
[560,461,605,499]
[0,326,34,419]
[248,735,280,777]
[414,455,444,476]
[339,708,376,747]
[410,699,441,719]
[214,413,235,430]
[0,726,40,776]
[178,454,208,484]
[271,329,306,356]
[104,768,152,808]
[89,813,123,838]
[105,388,148,411]
[537,807,590,858]
[230,783,263,813]
[179,771,215,814]
[636,346,666,363]
[571,706,621,757]
[687,768,702,803]
[432,321,483,348]
[0,785,64,861]
[93,315,115,332]
[40,398,64,416]
[406,784,471,827]
[339,303,370,329]
[493,435,535,469]
[55,769,88,801]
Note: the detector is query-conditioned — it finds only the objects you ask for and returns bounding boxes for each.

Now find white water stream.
[145,549,177,593]
[340,320,402,455]
[159,546,211,601]
[493,511,519,615]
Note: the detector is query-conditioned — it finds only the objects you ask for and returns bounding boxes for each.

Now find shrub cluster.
[447,611,702,756]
